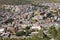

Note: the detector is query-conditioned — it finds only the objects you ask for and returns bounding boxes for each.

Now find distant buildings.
[0,3,60,38]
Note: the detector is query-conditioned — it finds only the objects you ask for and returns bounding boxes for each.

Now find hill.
[0,0,60,5]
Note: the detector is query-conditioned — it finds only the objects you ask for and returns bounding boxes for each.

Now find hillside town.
[0,3,60,40]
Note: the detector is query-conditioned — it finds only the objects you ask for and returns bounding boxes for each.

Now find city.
[0,2,60,40]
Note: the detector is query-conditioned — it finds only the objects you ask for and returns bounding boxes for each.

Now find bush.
[16,31,25,36]
[25,26,30,30]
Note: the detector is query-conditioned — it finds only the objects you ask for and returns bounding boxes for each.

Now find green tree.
[37,28,50,40]
[57,27,60,39]
[48,26,57,38]
[4,18,14,24]
[25,26,31,36]
[25,26,30,30]
[16,31,25,36]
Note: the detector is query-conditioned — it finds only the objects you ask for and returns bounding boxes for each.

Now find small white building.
[0,28,4,33]
[31,23,41,30]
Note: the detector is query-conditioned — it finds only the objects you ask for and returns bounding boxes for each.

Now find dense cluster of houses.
[0,3,60,38]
